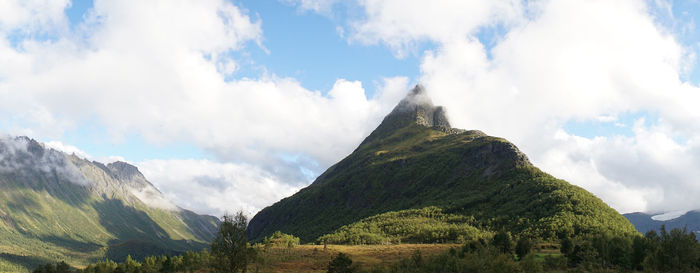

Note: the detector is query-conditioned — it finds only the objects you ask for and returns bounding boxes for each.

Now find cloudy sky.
[1,0,699,218]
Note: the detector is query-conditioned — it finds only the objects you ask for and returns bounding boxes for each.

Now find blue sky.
[49,0,700,161]
[54,0,428,162]
[3,0,700,216]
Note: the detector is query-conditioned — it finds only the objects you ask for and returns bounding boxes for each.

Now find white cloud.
[0,0,408,167]
[128,184,179,211]
[416,0,700,213]
[293,0,700,213]
[283,0,341,15]
[346,0,523,57]
[0,0,69,34]
[539,121,700,214]
[0,136,88,185]
[0,0,408,215]
[137,159,302,217]
[44,140,91,158]
[43,140,125,163]
[5,0,700,216]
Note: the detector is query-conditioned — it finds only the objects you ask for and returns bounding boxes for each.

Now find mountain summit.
[362,85,460,145]
[383,84,451,129]
[248,85,636,243]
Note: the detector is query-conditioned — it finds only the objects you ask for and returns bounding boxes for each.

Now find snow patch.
[651,210,688,221]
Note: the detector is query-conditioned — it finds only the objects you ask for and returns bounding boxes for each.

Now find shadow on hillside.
[0,253,52,271]
[94,199,209,262]
[0,169,93,208]
[38,235,104,253]
[105,239,185,262]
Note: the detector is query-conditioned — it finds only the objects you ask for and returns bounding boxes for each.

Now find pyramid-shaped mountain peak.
[387,84,451,128]
[248,85,637,243]
[362,85,463,144]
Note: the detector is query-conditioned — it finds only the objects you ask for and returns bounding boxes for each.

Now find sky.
[1,0,700,218]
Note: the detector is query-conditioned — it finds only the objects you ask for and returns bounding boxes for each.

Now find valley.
[4,86,699,273]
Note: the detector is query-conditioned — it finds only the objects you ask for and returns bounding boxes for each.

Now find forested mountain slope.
[0,137,219,272]
[248,85,637,243]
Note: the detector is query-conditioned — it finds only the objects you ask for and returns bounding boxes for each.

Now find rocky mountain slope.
[248,85,637,243]
[0,137,219,272]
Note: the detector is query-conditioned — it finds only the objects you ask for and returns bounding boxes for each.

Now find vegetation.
[0,144,218,272]
[0,184,215,272]
[14,91,672,273]
[30,262,71,273]
[263,231,300,248]
[210,212,255,273]
[72,251,212,273]
[333,225,700,273]
[249,119,637,243]
[327,253,355,273]
[32,244,458,273]
[249,91,637,243]
[317,207,490,245]
[41,226,700,272]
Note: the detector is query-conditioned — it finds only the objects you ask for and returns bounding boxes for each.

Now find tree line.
[33,211,256,273]
[33,210,700,273]
[327,225,700,273]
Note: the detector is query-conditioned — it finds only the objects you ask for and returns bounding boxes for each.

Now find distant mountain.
[248,85,637,243]
[0,137,219,272]
[624,211,700,235]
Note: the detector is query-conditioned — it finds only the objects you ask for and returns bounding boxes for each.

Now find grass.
[251,244,460,273]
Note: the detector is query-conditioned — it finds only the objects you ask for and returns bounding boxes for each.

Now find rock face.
[392,84,451,128]
[248,85,636,243]
[0,137,219,271]
[361,85,465,145]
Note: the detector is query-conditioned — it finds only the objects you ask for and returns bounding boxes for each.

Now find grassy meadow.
[250,244,462,272]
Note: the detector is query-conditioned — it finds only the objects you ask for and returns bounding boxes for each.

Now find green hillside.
[0,137,219,272]
[248,85,637,243]
[316,207,491,245]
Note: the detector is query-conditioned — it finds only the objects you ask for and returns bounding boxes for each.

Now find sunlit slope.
[0,137,219,272]
[248,85,637,243]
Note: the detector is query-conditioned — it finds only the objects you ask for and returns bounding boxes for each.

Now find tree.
[210,211,254,273]
[631,235,648,270]
[327,252,355,273]
[644,225,699,272]
[560,236,574,257]
[491,231,513,254]
[515,237,532,260]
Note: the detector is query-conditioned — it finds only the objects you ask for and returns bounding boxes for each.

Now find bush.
[264,231,300,249]
[327,252,355,273]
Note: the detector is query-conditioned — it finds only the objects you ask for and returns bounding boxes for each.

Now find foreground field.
[251,244,461,273]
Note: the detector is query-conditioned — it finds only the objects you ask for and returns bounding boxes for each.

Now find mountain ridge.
[624,210,700,235]
[0,136,219,272]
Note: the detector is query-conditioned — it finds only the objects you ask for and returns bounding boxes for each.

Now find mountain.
[0,137,219,272]
[248,85,637,243]
[624,211,700,235]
